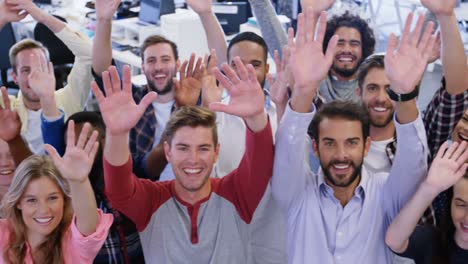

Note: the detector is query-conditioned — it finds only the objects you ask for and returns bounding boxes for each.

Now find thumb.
[44,144,62,166]
[209,102,231,114]
[138,91,157,111]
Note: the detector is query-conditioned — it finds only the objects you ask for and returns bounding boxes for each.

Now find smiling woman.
[0,121,113,264]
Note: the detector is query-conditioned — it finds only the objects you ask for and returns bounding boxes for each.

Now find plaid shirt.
[423,78,468,157]
[93,192,145,264]
[423,79,468,225]
[129,86,175,157]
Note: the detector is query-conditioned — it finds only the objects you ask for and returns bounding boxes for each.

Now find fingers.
[192,56,203,80]
[207,49,217,70]
[66,120,76,148]
[385,33,399,60]
[208,101,230,114]
[138,91,158,112]
[400,12,414,45]
[453,141,468,164]
[213,66,233,91]
[315,12,328,45]
[296,13,305,47]
[75,122,91,150]
[84,130,99,155]
[44,144,62,164]
[221,62,240,85]
[409,13,425,46]
[109,66,122,94]
[325,34,339,66]
[91,81,105,104]
[246,64,257,83]
[122,65,132,93]
[233,57,248,81]
[1,87,11,110]
[282,45,290,70]
[287,27,295,49]
[305,7,316,43]
[187,53,196,78]
[101,71,113,97]
[274,50,282,73]
[179,60,188,81]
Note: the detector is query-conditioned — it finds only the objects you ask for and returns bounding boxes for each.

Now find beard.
[147,77,173,95]
[331,63,360,78]
[321,158,363,188]
[370,110,394,128]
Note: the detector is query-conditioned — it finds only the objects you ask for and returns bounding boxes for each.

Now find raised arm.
[248,0,288,58]
[209,56,270,220]
[174,53,203,107]
[45,121,100,236]
[186,0,227,65]
[385,12,436,124]
[7,0,65,32]
[422,0,468,94]
[272,9,338,212]
[383,12,435,221]
[93,0,120,76]
[0,87,31,165]
[0,0,27,29]
[267,46,292,122]
[385,141,468,253]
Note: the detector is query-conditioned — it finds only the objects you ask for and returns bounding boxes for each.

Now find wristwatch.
[386,86,419,102]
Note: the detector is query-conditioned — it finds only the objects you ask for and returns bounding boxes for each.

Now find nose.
[37,201,52,215]
[335,144,349,161]
[375,87,390,103]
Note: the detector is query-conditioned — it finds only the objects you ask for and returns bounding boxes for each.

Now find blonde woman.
[0,121,113,263]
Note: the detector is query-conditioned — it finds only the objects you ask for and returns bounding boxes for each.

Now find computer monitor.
[33,0,52,4]
[139,0,175,25]
[213,2,249,35]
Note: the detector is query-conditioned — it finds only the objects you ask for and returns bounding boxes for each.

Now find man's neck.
[329,177,360,207]
[154,91,175,104]
[175,181,212,205]
[370,121,396,141]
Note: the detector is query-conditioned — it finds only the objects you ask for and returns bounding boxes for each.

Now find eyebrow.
[23,192,61,198]
[454,198,466,203]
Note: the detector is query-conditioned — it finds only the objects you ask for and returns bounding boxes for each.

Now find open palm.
[210,57,264,119]
[0,87,21,142]
[425,141,468,193]
[91,65,157,136]
[385,13,436,94]
[45,121,99,183]
[95,0,121,20]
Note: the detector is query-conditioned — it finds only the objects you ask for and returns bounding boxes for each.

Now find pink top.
[0,210,113,264]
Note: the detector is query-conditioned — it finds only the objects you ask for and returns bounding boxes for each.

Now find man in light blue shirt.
[272,8,436,264]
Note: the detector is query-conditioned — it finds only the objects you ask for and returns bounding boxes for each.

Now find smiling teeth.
[184,169,202,174]
[0,170,13,175]
[333,164,349,169]
[34,217,52,223]
[155,74,166,78]
[460,134,468,141]
[339,58,352,62]
[373,107,387,112]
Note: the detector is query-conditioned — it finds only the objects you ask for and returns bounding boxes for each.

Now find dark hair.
[323,11,376,60]
[227,31,268,62]
[357,54,385,91]
[164,106,217,146]
[310,100,370,142]
[140,35,179,61]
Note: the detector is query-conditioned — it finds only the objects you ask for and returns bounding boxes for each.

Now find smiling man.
[98,54,273,263]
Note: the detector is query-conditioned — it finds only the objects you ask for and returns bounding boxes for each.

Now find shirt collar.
[317,166,368,201]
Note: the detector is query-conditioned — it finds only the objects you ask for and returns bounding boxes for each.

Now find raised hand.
[385,13,436,94]
[268,46,292,117]
[186,0,212,15]
[210,57,267,131]
[45,121,99,183]
[201,49,223,108]
[174,53,203,107]
[95,0,121,20]
[421,0,456,16]
[424,141,468,194]
[5,0,41,21]
[91,65,157,136]
[289,9,338,112]
[28,53,56,100]
[428,32,441,64]
[300,0,335,16]
[0,0,27,24]
[0,87,21,142]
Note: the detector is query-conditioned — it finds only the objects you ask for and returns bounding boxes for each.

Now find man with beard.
[0,0,93,154]
[248,0,375,103]
[271,8,433,263]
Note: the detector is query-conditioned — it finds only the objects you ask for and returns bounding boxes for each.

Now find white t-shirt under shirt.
[23,109,44,154]
[152,100,174,181]
[364,138,394,175]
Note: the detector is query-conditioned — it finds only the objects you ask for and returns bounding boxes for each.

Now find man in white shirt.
[0,0,93,153]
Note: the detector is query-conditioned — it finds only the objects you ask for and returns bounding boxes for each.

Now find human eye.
[26,198,37,204]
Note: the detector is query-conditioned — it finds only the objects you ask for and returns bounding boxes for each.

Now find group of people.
[0,0,466,263]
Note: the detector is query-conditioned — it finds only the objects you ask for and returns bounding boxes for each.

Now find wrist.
[420,181,443,198]
[435,11,456,20]
[244,111,268,133]
[68,177,91,187]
